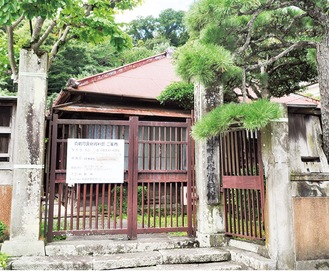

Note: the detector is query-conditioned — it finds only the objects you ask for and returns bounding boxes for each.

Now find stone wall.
[262,110,329,270]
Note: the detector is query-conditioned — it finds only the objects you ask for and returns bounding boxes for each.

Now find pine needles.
[192,99,284,140]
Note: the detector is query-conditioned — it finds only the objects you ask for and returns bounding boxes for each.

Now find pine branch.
[246,41,317,71]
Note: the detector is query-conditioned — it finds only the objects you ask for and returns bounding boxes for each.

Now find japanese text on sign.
[66,139,124,184]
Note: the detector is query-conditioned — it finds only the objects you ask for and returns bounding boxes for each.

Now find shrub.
[0,221,9,243]
[157,81,194,110]
[0,252,9,269]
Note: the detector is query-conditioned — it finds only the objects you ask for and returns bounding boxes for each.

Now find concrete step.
[45,234,198,256]
[228,239,269,258]
[10,247,232,270]
[225,247,276,270]
[118,261,245,270]
[224,239,276,270]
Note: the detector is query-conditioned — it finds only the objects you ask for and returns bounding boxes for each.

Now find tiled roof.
[75,52,180,100]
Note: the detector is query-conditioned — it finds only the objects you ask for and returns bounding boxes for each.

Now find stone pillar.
[194,82,225,247]
[1,49,48,256]
[262,118,295,269]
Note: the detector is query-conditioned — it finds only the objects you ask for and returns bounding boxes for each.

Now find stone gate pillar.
[194,82,225,247]
[1,49,48,256]
[262,118,295,269]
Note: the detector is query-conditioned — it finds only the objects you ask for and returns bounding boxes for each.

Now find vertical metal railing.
[221,128,265,240]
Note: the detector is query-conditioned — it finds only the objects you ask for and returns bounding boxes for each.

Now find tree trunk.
[316,42,329,160]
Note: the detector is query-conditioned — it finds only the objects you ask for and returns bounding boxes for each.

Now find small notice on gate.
[66,139,124,184]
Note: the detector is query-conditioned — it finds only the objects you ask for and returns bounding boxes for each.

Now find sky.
[116,0,196,23]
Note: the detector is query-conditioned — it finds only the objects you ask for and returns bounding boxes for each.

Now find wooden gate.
[220,128,265,241]
[44,115,196,241]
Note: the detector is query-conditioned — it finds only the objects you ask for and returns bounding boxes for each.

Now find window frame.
[0,99,16,168]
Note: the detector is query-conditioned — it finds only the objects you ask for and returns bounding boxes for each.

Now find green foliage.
[0,0,69,25]
[0,252,9,269]
[127,15,157,41]
[127,8,188,47]
[175,42,235,86]
[183,0,320,99]
[47,92,58,110]
[0,0,142,88]
[0,88,16,97]
[157,81,194,110]
[0,221,9,243]
[119,47,155,64]
[157,9,189,47]
[192,100,284,139]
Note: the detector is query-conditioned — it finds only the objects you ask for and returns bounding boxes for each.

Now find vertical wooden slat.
[63,185,69,230]
[158,182,161,228]
[89,184,93,229]
[242,131,248,175]
[47,114,58,241]
[236,189,241,234]
[170,182,173,227]
[175,182,178,227]
[152,182,156,227]
[70,186,75,231]
[164,127,167,170]
[95,184,99,229]
[107,184,111,229]
[164,182,167,228]
[186,119,193,236]
[101,183,105,229]
[147,182,151,228]
[227,189,232,233]
[141,183,145,228]
[256,190,262,238]
[233,130,239,176]
[142,127,145,170]
[119,184,123,228]
[242,189,248,235]
[181,182,184,227]
[76,184,81,230]
[82,184,87,230]
[57,184,63,231]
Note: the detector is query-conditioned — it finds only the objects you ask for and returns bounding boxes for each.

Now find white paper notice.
[66,139,124,184]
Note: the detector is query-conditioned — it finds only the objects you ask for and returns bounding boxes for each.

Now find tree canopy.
[179,0,318,100]
[177,0,329,158]
[0,0,142,83]
[127,8,189,47]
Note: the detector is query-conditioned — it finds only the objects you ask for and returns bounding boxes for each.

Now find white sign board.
[66,139,124,184]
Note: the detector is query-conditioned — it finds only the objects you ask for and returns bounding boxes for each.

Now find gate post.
[194,82,225,247]
[1,49,47,256]
[127,116,138,240]
[262,118,295,269]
